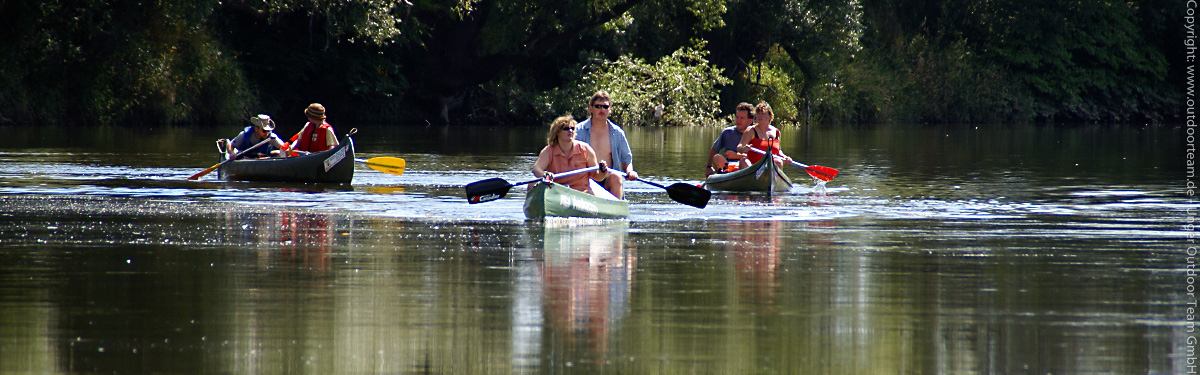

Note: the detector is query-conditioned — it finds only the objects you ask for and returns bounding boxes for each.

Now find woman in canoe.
[736,101,792,167]
[532,115,610,194]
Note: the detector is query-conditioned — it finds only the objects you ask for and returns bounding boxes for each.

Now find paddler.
[288,103,339,154]
[707,101,754,176]
[224,114,289,160]
[532,116,610,194]
[736,101,792,167]
[575,91,637,199]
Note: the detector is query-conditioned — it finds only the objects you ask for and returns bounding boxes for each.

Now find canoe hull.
[219,137,355,184]
[703,152,793,193]
[524,181,630,219]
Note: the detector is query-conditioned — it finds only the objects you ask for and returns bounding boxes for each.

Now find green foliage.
[259,0,417,45]
[710,0,864,125]
[0,0,1179,126]
[0,0,251,125]
[575,42,732,126]
[976,0,1174,122]
[726,47,805,124]
[803,0,1175,124]
[816,35,1008,123]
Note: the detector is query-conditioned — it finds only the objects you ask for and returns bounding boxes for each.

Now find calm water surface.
[0,123,1187,374]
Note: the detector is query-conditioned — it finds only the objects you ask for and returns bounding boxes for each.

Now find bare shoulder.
[738,129,754,143]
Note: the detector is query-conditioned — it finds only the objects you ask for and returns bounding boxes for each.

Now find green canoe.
[702,151,793,193]
[524,180,630,219]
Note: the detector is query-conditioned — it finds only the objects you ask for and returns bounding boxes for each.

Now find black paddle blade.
[665,183,711,209]
[464,178,514,204]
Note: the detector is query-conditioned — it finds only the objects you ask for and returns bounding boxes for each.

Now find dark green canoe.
[219,136,355,184]
[702,151,793,193]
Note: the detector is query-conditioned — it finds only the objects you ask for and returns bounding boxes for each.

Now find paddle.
[747,146,839,182]
[465,165,600,204]
[358,157,406,176]
[610,170,710,209]
[187,138,272,180]
[293,150,406,176]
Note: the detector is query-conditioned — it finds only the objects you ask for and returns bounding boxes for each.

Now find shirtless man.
[575,91,638,199]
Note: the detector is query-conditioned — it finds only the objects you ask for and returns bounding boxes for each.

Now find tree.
[0,0,251,125]
[398,0,652,123]
[582,42,732,127]
[704,0,864,121]
[974,0,1173,122]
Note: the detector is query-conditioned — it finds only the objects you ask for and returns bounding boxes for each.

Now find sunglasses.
[561,126,577,132]
[592,104,610,109]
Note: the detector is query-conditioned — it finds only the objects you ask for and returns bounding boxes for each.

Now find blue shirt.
[575,118,633,170]
[711,126,744,155]
[230,126,287,158]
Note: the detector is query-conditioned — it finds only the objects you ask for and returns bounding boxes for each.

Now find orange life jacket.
[745,127,781,164]
[292,121,334,153]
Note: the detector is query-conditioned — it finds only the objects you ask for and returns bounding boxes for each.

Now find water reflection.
[0,122,1186,374]
[512,220,634,371]
[279,213,333,270]
[724,220,782,305]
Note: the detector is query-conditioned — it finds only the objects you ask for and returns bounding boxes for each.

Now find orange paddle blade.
[805,165,839,181]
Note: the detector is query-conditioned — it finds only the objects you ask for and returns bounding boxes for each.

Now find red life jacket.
[745,127,781,164]
[293,121,334,153]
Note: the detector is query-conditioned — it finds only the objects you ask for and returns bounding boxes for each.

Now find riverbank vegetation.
[0,0,1182,127]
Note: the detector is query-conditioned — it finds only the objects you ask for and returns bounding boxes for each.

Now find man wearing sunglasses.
[224,114,290,160]
[575,91,638,199]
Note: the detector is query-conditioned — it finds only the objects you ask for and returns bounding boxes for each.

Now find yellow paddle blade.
[362,157,405,176]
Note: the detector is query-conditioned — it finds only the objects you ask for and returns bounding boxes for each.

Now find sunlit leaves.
[258,0,415,45]
[584,42,732,126]
[687,0,728,31]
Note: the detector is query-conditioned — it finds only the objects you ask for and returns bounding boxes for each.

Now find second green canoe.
[524,180,630,219]
[703,151,793,193]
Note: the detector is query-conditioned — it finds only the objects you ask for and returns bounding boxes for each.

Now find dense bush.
[577,42,732,126]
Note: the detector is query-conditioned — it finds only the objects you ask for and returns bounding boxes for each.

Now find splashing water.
[811,178,828,195]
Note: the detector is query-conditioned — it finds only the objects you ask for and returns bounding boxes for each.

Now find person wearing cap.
[225,114,289,160]
[289,103,339,154]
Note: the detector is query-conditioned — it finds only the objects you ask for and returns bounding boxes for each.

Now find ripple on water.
[0,162,1190,227]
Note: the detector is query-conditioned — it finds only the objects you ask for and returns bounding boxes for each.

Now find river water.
[0,123,1188,374]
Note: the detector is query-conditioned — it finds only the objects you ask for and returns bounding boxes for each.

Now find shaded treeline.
[0,0,1182,127]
